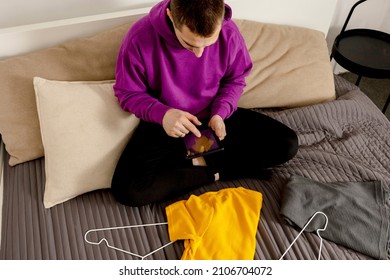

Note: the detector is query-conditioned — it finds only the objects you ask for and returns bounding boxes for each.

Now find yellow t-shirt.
[165,187,262,260]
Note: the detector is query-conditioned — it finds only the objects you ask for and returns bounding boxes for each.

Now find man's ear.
[166,8,173,22]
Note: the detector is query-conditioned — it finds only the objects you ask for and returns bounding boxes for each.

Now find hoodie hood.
[149,0,233,46]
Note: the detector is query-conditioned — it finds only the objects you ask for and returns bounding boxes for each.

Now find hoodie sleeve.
[210,24,253,120]
[113,32,171,124]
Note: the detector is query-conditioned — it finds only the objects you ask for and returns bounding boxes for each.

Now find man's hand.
[209,114,226,140]
[162,109,202,138]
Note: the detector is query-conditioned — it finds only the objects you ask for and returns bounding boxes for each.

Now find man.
[112,0,298,206]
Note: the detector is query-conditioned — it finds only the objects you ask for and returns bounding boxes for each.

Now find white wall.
[2,0,389,32]
[1,0,390,59]
[1,0,336,34]
[0,0,337,59]
[226,0,337,36]
[0,0,159,28]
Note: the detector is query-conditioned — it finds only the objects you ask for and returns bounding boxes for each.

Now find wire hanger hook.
[280,211,329,260]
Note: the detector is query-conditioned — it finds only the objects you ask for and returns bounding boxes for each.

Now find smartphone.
[184,127,224,159]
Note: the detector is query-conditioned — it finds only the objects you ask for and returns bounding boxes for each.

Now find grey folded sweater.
[280,175,390,260]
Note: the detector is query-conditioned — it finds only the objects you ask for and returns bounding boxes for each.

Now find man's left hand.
[209,114,226,140]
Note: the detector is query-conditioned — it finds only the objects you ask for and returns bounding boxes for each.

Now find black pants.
[111,108,298,206]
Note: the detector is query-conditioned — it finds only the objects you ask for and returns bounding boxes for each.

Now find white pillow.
[33,77,140,208]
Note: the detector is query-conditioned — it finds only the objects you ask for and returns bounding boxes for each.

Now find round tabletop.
[332,28,390,79]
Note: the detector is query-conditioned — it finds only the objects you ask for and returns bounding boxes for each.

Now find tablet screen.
[183,127,224,159]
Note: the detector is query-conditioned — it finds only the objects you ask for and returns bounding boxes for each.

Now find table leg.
[355,75,362,86]
[383,93,390,114]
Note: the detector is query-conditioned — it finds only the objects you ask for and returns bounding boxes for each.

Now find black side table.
[331,0,390,114]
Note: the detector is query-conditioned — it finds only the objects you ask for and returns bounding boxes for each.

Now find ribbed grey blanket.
[280,175,390,259]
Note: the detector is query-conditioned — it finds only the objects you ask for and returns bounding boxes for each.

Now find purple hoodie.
[113,0,252,124]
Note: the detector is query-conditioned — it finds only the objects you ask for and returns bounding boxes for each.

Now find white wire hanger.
[84,222,175,260]
[279,211,329,260]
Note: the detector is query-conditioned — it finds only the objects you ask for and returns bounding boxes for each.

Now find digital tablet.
[183,127,224,159]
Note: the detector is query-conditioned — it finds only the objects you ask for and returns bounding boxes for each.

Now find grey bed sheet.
[1,75,389,260]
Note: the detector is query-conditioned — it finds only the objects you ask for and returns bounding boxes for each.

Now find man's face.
[167,9,221,58]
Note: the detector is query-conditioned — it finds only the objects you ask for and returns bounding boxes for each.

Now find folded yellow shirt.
[165,187,262,260]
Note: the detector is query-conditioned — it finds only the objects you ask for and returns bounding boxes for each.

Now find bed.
[1,0,389,260]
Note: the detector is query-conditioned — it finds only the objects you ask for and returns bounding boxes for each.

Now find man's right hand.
[162,109,202,138]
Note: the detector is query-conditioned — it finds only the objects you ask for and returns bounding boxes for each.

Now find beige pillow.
[235,19,335,108]
[0,22,133,166]
[33,77,140,208]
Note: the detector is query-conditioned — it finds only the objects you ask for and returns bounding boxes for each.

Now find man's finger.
[183,113,202,137]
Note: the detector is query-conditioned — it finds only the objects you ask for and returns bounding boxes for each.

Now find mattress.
[1,75,389,260]
[0,138,4,246]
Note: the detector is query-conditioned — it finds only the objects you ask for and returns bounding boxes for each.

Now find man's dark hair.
[170,0,225,37]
